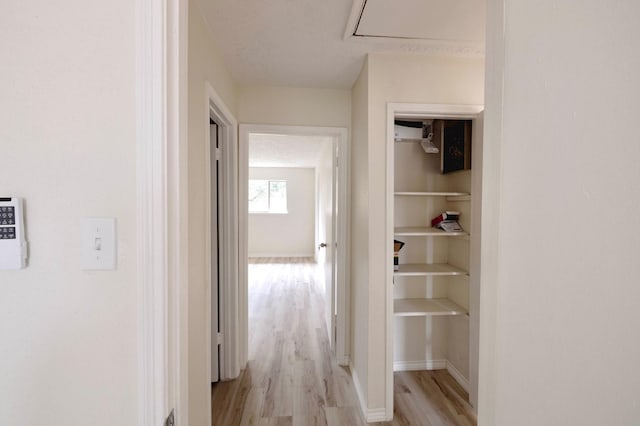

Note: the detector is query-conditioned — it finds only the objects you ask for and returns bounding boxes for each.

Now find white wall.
[0,1,137,424]
[187,0,238,423]
[248,167,315,257]
[238,85,351,128]
[481,1,640,425]
[349,59,370,411]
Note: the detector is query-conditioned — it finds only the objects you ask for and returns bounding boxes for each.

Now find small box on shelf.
[431,211,464,233]
[393,240,405,271]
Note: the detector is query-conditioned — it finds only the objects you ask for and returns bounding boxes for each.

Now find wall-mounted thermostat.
[0,197,28,269]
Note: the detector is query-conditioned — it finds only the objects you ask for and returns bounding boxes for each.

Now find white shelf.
[394,227,468,237]
[395,191,470,197]
[394,263,468,277]
[446,195,471,202]
[394,298,468,317]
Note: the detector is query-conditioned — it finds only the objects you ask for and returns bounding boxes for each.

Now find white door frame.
[238,124,350,366]
[136,0,188,424]
[385,103,484,421]
[205,82,240,385]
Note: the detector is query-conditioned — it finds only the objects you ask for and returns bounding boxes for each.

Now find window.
[248,179,287,213]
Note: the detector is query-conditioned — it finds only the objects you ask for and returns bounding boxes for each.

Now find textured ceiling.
[249,134,333,168]
[196,0,485,89]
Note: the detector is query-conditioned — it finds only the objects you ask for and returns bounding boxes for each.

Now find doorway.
[238,125,350,367]
[209,118,221,382]
[205,84,240,387]
[385,103,484,419]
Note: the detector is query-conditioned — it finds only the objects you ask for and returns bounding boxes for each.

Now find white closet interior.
[386,103,483,411]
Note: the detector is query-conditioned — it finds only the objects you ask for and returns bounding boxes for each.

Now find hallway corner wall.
[187,0,239,423]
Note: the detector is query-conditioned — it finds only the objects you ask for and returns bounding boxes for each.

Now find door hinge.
[217,332,224,345]
[165,409,175,426]
[215,147,222,161]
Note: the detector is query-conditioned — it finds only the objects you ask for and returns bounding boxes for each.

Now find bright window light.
[248,179,287,213]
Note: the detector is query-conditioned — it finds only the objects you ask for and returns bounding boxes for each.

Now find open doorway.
[238,125,350,370]
[210,126,352,424]
[385,103,483,420]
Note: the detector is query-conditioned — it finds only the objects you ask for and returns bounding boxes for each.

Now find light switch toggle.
[82,218,117,270]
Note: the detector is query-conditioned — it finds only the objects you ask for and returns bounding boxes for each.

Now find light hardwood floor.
[211,258,476,426]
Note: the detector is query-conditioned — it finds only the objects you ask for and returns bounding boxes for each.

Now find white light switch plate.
[82,218,117,270]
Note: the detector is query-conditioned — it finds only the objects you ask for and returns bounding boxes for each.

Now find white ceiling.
[354,0,485,42]
[249,134,333,168]
[195,0,485,89]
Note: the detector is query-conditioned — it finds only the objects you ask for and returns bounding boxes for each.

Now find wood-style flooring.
[211,257,476,426]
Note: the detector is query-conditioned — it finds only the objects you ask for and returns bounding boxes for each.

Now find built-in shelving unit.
[394,298,468,317]
[394,263,467,276]
[394,227,468,237]
[446,195,471,202]
[387,104,483,413]
[394,191,469,197]
[390,112,477,401]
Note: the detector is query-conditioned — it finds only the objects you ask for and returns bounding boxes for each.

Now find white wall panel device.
[82,218,117,270]
[0,197,27,269]
[0,197,28,269]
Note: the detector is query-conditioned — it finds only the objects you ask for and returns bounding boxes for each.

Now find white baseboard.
[393,359,470,392]
[446,361,470,393]
[350,363,367,421]
[393,359,447,371]
[336,355,350,366]
[247,253,315,258]
[350,362,388,423]
[366,408,388,422]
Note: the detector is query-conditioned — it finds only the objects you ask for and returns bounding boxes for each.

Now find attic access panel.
[353,0,485,43]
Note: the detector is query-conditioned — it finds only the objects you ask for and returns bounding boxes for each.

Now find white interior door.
[323,140,339,350]
[210,121,220,383]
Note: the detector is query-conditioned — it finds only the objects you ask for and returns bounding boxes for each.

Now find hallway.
[211,258,475,425]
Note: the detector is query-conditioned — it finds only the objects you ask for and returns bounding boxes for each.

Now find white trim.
[238,127,249,367]
[239,124,351,367]
[137,0,168,424]
[248,253,316,258]
[334,129,351,363]
[350,363,369,422]
[138,0,187,424]
[393,359,447,371]
[446,361,471,393]
[385,103,484,422]
[350,360,385,422]
[170,1,189,425]
[205,82,240,384]
[366,408,389,423]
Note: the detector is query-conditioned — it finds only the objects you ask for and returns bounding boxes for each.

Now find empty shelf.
[446,195,471,202]
[394,227,468,237]
[394,263,468,276]
[395,191,470,197]
[394,298,468,317]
